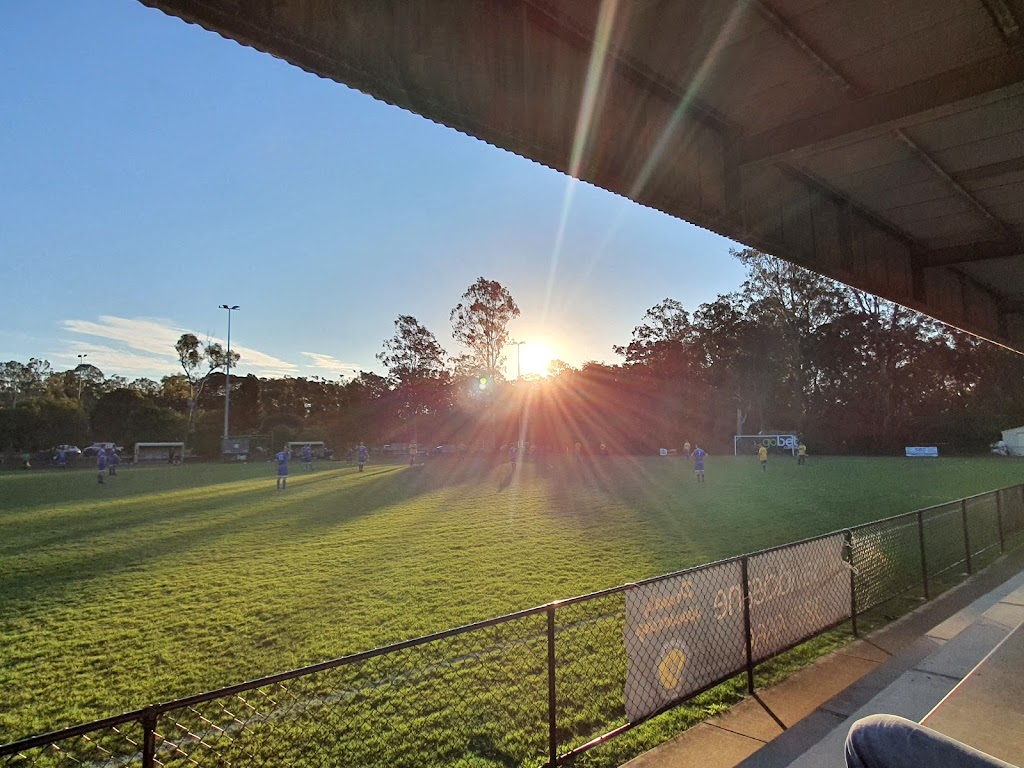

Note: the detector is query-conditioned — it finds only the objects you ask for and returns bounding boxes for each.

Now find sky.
[0,1,746,382]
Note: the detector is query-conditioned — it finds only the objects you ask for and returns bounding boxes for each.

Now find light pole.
[511,340,526,380]
[219,305,240,440]
[76,354,87,401]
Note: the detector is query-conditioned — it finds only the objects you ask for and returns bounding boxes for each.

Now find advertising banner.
[624,561,746,721]
[747,534,851,662]
[905,446,939,457]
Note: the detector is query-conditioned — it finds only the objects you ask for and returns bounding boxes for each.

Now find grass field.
[2,455,1023,757]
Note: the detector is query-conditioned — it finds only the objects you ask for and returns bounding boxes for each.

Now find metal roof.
[141,0,1024,350]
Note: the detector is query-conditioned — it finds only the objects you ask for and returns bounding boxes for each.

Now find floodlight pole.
[76,353,87,401]
[219,304,240,440]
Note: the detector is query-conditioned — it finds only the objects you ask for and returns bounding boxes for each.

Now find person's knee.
[846,714,916,768]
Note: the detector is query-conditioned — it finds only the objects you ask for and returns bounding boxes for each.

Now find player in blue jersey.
[108,447,119,476]
[301,443,313,472]
[357,442,368,472]
[275,446,289,490]
[96,448,107,485]
[692,445,707,483]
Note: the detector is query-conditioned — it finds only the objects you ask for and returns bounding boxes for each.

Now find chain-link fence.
[4,483,1023,768]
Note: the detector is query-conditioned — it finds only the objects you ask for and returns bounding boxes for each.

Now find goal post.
[733,434,799,457]
[288,441,327,458]
[134,442,186,464]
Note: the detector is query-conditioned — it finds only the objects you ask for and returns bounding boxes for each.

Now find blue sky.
[1,1,745,381]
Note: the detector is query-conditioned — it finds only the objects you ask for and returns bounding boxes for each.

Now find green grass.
[2,456,1022,764]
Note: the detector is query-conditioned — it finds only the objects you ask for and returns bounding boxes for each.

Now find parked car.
[83,442,124,456]
[53,445,83,458]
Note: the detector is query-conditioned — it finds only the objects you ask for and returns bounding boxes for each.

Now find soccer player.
[683,440,691,459]
[357,442,368,472]
[108,447,119,476]
[692,445,706,483]
[301,443,313,472]
[758,444,768,472]
[55,448,67,470]
[798,442,807,465]
[275,446,289,490]
[508,444,517,468]
[409,442,418,466]
[96,447,107,485]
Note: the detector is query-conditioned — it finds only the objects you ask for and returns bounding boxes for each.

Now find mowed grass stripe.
[1,456,1022,742]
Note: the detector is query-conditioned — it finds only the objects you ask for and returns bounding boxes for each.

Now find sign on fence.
[624,561,746,721]
[905,446,939,457]
[747,534,851,662]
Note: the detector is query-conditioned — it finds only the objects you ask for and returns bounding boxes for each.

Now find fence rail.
[4,484,1023,768]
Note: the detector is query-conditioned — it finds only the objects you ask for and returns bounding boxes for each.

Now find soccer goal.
[134,442,186,464]
[288,441,327,459]
[733,434,799,457]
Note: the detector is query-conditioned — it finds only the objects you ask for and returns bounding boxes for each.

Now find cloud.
[55,341,178,375]
[62,316,185,359]
[301,352,367,377]
[59,315,299,378]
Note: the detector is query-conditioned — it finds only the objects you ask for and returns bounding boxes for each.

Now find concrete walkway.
[625,546,1024,768]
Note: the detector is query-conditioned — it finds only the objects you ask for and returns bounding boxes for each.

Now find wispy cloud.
[301,352,366,377]
[58,315,298,378]
[56,341,177,375]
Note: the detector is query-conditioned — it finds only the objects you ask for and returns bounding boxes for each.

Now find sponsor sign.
[624,562,746,721]
[905,446,939,457]
[746,535,851,662]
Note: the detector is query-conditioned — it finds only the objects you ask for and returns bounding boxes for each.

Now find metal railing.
[3,483,1023,768]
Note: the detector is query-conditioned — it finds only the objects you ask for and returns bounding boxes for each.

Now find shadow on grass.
[1,465,475,608]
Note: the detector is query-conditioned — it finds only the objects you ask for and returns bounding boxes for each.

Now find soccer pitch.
[2,456,1022,742]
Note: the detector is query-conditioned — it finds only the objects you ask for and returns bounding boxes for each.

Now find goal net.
[288,441,327,458]
[134,442,186,464]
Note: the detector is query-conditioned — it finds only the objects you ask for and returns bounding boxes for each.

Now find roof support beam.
[916,238,1024,268]
[738,49,1024,166]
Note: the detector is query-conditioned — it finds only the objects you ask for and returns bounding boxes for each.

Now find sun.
[515,341,555,378]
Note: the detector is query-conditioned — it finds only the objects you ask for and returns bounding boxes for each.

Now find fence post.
[740,557,755,694]
[142,706,157,768]
[961,500,973,574]
[546,604,557,767]
[996,491,1005,553]
[845,530,859,637]
[917,510,930,600]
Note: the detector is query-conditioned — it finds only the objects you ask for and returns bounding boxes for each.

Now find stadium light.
[511,340,526,381]
[219,304,240,440]
[76,353,87,401]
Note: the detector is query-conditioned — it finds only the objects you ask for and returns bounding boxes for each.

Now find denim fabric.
[846,715,1017,768]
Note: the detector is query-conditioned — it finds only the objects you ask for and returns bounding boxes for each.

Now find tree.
[1,358,51,406]
[175,334,239,432]
[450,278,520,377]
[613,298,693,366]
[547,359,574,377]
[377,315,448,384]
[377,315,451,434]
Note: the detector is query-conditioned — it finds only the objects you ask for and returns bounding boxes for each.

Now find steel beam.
[739,50,1024,166]
[917,238,1024,268]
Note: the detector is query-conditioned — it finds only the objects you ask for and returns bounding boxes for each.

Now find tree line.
[3,255,1023,461]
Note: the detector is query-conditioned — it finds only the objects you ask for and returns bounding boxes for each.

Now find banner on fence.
[747,534,851,662]
[624,562,746,721]
[905,446,939,457]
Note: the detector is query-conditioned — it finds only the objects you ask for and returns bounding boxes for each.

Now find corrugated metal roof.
[140,0,1024,350]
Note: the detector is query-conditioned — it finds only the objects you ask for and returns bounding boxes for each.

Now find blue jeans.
[846,715,1016,768]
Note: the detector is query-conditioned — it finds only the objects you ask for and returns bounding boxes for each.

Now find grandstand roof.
[141,0,1024,350]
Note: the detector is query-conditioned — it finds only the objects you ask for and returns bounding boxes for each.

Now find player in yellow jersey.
[758,444,768,472]
[798,442,807,465]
